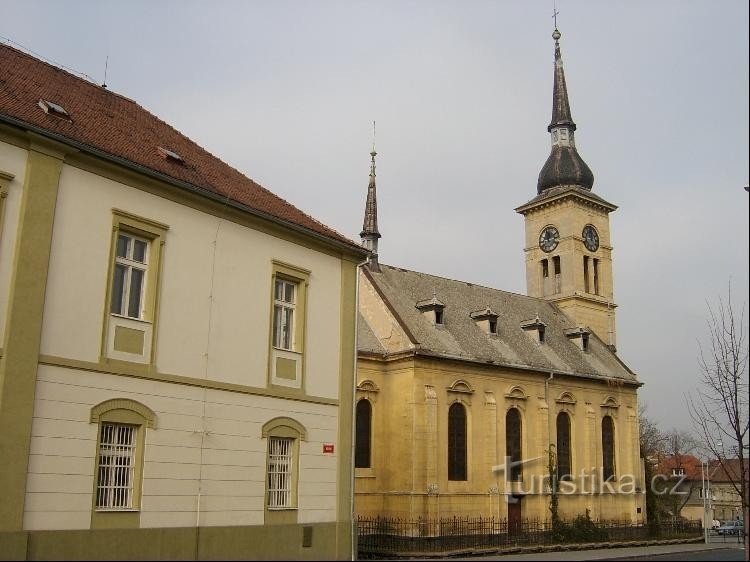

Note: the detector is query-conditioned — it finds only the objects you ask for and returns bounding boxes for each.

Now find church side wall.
[355,355,644,523]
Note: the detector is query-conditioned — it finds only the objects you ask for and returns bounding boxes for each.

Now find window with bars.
[355,399,372,469]
[110,233,149,319]
[602,415,616,481]
[95,423,137,509]
[448,402,467,481]
[506,408,523,481]
[267,437,294,509]
[272,279,297,350]
[556,412,572,480]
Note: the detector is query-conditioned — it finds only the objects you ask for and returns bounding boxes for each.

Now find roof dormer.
[470,306,499,335]
[416,292,445,326]
[564,326,591,351]
[521,314,546,343]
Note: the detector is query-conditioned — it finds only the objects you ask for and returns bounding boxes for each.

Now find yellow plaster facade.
[518,192,618,348]
[355,351,644,522]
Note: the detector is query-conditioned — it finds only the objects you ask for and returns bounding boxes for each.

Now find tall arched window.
[556,412,572,480]
[506,408,522,481]
[448,402,467,481]
[355,399,372,469]
[602,415,615,481]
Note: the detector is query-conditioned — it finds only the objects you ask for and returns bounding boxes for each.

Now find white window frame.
[95,422,137,510]
[267,436,294,509]
[110,233,149,320]
[272,279,297,351]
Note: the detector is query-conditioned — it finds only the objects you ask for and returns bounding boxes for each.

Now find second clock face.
[539,226,560,253]
[582,225,600,252]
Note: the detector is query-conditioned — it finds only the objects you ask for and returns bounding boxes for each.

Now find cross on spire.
[552,3,559,29]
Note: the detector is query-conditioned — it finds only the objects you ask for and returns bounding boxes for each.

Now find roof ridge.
[0,42,138,105]
[377,262,557,306]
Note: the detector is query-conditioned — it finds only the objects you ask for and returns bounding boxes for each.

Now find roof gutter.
[0,114,368,259]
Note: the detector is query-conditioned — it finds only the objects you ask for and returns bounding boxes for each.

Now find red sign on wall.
[323,443,335,454]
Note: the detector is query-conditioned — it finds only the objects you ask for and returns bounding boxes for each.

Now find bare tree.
[639,405,666,526]
[688,288,749,558]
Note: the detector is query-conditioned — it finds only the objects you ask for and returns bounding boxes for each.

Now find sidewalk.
[468,541,742,560]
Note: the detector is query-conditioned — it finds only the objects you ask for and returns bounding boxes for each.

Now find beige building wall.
[355,355,644,522]
[0,141,27,344]
[4,154,351,534]
[40,163,342,395]
[24,365,339,531]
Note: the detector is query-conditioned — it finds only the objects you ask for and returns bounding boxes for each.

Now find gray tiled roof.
[358,264,637,384]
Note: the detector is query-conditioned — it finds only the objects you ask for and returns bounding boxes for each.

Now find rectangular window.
[272,279,297,350]
[95,423,136,509]
[583,256,590,293]
[542,259,549,278]
[110,234,149,319]
[553,256,561,293]
[104,211,168,366]
[593,258,600,295]
[267,437,293,509]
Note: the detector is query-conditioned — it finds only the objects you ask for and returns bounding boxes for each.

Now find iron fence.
[356,515,702,558]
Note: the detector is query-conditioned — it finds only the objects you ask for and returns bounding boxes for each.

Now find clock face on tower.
[582,225,599,252]
[539,226,560,253]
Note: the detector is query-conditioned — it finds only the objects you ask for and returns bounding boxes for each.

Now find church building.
[354,28,645,524]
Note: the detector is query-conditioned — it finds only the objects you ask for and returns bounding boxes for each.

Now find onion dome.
[537,28,594,194]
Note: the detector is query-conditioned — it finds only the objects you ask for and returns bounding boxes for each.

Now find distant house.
[707,459,747,523]
[655,454,703,522]
[0,44,367,560]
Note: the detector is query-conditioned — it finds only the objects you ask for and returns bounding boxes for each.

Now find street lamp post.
[702,462,708,543]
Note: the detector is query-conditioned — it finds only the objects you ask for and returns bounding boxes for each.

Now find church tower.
[515,27,619,349]
[360,144,381,272]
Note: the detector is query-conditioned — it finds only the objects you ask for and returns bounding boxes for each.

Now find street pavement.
[420,542,745,561]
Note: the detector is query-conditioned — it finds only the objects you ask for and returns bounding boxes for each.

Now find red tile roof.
[0,44,364,253]
[657,454,703,481]
[709,458,749,483]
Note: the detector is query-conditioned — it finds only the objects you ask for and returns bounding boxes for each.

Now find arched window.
[355,399,372,468]
[506,408,522,481]
[602,415,615,481]
[448,402,467,481]
[556,412,572,480]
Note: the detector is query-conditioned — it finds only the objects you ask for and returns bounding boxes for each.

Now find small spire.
[361,122,381,270]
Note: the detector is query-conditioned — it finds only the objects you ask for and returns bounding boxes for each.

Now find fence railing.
[356,515,703,558]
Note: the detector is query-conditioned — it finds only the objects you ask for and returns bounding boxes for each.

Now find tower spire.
[361,122,381,271]
[537,26,594,194]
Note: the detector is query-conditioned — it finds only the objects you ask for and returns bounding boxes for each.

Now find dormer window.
[38,99,70,120]
[470,306,499,335]
[157,147,184,163]
[416,293,446,327]
[565,326,591,352]
[672,468,685,477]
[521,315,547,344]
[434,308,444,325]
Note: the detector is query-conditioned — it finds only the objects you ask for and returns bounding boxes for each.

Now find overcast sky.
[3,0,748,433]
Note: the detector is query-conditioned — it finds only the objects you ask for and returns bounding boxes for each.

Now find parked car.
[716,520,744,536]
